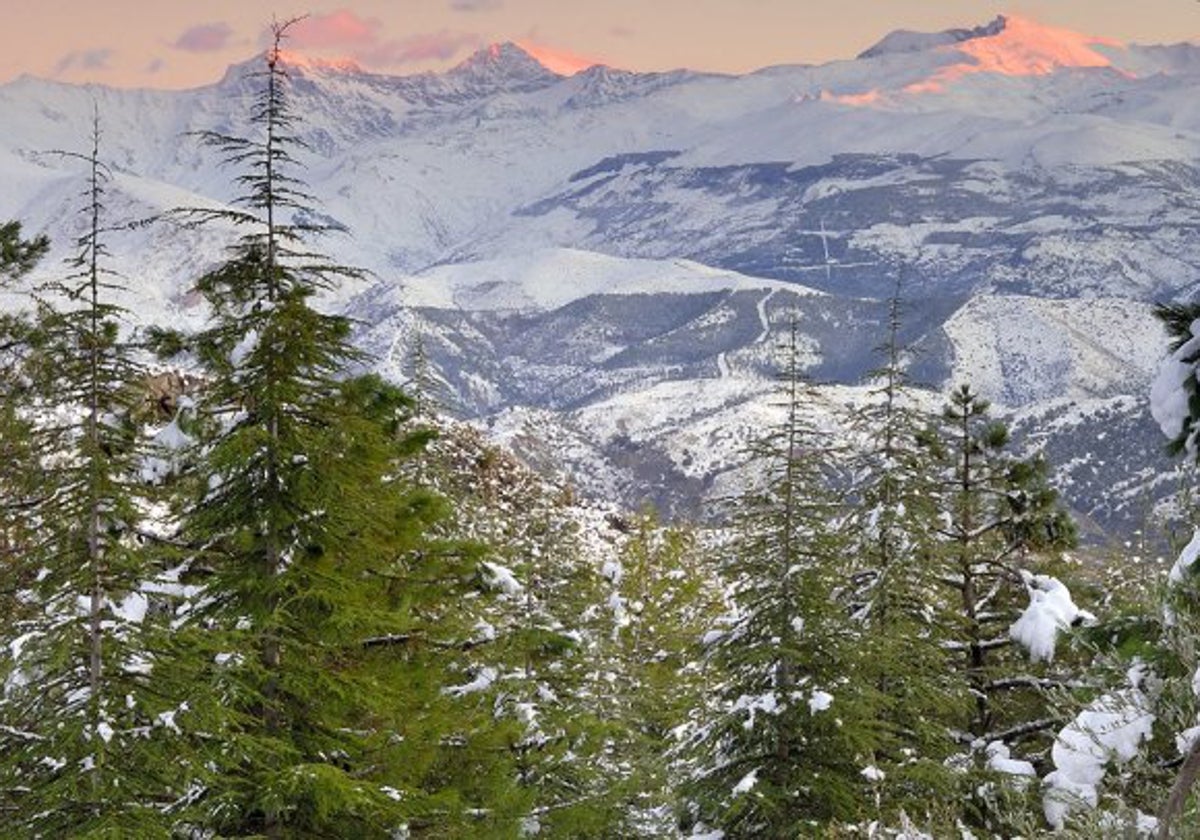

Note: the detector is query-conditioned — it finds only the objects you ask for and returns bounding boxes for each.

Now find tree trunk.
[1159,738,1200,839]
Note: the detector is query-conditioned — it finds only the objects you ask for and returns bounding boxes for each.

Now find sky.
[1,0,1197,89]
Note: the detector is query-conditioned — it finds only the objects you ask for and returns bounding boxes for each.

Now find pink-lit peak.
[957,15,1122,76]
[271,49,364,75]
[907,14,1129,93]
[824,15,1131,108]
[516,41,600,76]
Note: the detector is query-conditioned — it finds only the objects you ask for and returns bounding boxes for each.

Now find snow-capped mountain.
[1,14,1198,537]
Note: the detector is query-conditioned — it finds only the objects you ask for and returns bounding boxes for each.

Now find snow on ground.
[388,249,818,313]
[943,295,1165,408]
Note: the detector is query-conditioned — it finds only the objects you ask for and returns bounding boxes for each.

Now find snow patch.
[732,767,759,796]
[481,561,524,596]
[985,741,1036,779]
[861,765,885,782]
[1169,529,1200,585]
[1042,665,1154,830]
[808,690,834,714]
[443,666,499,697]
[1009,571,1093,663]
[1150,318,1200,451]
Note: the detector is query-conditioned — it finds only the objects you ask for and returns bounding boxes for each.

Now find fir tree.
[601,511,721,836]
[404,330,453,419]
[1154,302,1200,459]
[0,219,47,611]
[391,415,624,836]
[0,220,49,283]
[0,219,49,565]
[165,21,459,835]
[842,285,969,822]
[462,440,610,837]
[927,383,1080,832]
[1149,303,1200,835]
[932,384,1077,737]
[0,113,181,835]
[688,318,880,836]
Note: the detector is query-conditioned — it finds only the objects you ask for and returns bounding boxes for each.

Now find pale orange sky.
[1,0,1197,89]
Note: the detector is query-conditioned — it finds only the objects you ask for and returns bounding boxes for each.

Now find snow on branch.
[1042,664,1154,831]
[1009,571,1094,663]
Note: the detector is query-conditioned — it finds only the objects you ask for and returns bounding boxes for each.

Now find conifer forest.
[8,18,1200,840]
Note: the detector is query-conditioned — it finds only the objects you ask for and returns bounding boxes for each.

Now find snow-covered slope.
[0,17,1196,536]
[371,249,819,311]
[942,296,1166,405]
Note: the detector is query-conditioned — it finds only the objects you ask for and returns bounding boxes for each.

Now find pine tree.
[0,220,48,282]
[687,318,882,836]
[932,384,1077,735]
[404,330,453,419]
[164,21,462,835]
[1148,303,1200,835]
[462,438,610,837]
[390,415,628,837]
[0,113,182,835]
[0,220,47,618]
[0,219,49,564]
[927,383,1081,831]
[842,286,969,823]
[600,511,722,836]
[1153,302,1200,459]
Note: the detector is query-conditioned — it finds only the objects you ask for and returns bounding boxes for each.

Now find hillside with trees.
[4,21,1200,839]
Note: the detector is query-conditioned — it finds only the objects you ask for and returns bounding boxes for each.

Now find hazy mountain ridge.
[1,19,1198,536]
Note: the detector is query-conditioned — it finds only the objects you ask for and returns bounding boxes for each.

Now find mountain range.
[1,13,1197,540]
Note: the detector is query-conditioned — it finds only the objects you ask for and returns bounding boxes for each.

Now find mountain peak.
[859,14,1126,76]
[859,15,1007,59]
[451,42,561,80]
[952,14,1126,76]
[273,50,365,76]
[853,14,1130,97]
[217,50,365,88]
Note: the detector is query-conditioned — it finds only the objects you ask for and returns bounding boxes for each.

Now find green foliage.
[410,418,617,835]
[596,511,723,835]
[840,294,971,817]
[928,388,1085,834]
[0,115,186,836]
[688,319,896,835]
[0,28,1181,839]
[162,21,472,835]
[0,219,48,283]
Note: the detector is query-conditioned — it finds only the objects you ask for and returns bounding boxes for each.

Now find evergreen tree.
[601,511,722,836]
[842,286,969,823]
[486,501,610,838]
[1148,303,1200,835]
[932,384,1077,737]
[927,383,1081,831]
[687,319,881,836]
[389,415,647,837]
[0,114,181,835]
[437,424,612,837]
[1153,302,1200,459]
[0,220,49,282]
[165,22,461,835]
[0,219,49,566]
[404,330,453,419]
[0,220,47,615]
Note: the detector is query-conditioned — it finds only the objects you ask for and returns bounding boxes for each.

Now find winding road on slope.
[716,287,777,379]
